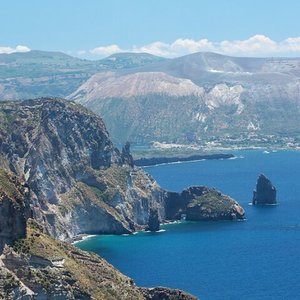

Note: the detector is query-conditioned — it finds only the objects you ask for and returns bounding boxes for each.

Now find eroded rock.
[252,174,277,205]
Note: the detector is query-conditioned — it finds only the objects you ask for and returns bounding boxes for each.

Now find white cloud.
[90,44,122,56]
[0,45,30,54]
[89,35,300,58]
[219,35,278,55]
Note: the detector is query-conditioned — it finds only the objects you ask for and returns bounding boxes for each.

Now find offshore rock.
[165,186,245,221]
[146,208,160,232]
[252,174,277,205]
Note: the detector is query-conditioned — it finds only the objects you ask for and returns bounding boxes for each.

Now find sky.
[1,0,300,59]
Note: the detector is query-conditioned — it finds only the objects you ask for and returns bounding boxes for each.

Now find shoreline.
[134,153,234,167]
[70,220,184,244]
[68,234,97,245]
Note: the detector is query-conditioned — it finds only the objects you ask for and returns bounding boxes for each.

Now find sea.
[76,150,300,300]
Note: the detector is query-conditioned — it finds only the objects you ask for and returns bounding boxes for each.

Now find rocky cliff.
[0,220,196,300]
[252,174,277,205]
[0,98,245,241]
[165,186,245,221]
[0,97,248,299]
[0,169,30,252]
[0,98,167,240]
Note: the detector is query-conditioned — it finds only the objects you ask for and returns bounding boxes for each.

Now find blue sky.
[1,0,300,58]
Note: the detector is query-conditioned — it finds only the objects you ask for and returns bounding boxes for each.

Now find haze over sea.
[77,150,300,299]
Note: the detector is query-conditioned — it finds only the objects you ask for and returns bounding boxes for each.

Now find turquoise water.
[76,150,300,299]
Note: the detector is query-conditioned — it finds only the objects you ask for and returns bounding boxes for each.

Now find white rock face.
[205,84,244,113]
[68,71,204,102]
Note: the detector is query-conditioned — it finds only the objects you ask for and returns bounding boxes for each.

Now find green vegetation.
[0,169,22,200]
[10,220,143,299]
[188,190,232,211]
[3,273,19,290]
[0,50,165,100]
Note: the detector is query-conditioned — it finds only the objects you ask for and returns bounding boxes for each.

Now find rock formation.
[0,98,245,240]
[146,208,160,232]
[165,186,245,221]
[252,174,277,205]
[0,97,247,299]
[0,169,30,252]
[0,98,166,239]
[122,141,134,167]
[0,220,197,299]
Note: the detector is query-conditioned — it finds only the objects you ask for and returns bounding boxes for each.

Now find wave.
[72,234,97,244]
[144,229,166,233]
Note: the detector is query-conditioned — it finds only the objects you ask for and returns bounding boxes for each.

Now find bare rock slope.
[0,98,246,299]
[0,98,166,239]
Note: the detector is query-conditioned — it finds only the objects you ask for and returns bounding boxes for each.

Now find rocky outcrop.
[0,98,246,241]
[0,98,249,299]
[122,141,134,167]
[0,98,166,239]
[0,220,197,300]
[140,287,197,300]
[146,208,160,232]
[0,169,30,252]
[252,174,277,205]
[165,186,245,221]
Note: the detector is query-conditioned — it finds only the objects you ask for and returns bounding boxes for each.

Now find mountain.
[1,50,299,147]
[0,50,165,100]
[0,98,244,298]
[101,52,166,69]
[69,52,300,146]
[0,98,244,240]
[0,98,164,239]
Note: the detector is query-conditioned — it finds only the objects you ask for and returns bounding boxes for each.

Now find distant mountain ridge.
[1,50,300,147]
[69,52,300,146]
[0,50,166,100]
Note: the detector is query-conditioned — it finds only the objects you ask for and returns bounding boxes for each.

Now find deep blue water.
[76,150,300,299]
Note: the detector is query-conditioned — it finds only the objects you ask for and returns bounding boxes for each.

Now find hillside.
[0,98,244,240]
[0,98,246,298]
[0,50,165,100]
[0,98,166,239]
[0,219,196,299]
[1,50,300,147]
[69,52,300,146]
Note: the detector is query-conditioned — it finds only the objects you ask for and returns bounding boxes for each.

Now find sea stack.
[146,208,160,232]
[252,174,277,205]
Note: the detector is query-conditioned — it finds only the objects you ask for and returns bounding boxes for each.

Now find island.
[252,174,277,205]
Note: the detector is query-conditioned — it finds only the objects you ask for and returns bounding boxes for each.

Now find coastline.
[71,220,184,244]
[134,153,234,167]
[68,234,97,245]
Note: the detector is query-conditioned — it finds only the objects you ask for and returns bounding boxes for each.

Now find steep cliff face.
[0,98,245,242]
[165,186,245,221]
[0,169,30,252]
[0,98,165,239]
